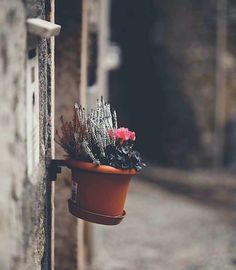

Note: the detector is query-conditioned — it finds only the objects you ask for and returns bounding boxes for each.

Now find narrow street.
[89,177,236,270]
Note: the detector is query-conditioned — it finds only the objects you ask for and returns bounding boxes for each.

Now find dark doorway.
[109,0,204,168]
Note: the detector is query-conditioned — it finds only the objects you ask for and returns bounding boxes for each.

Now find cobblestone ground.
[88,177,236,270]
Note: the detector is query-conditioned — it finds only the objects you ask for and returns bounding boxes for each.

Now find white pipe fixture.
[27,18,61,38]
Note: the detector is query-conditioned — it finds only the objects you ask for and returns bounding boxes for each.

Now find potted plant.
[56,97,145,225]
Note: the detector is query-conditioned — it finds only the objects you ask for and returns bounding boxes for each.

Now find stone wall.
[110,0,236,168]
[152,0,236,168]
[153,0,217,167]
[0,0,54,269]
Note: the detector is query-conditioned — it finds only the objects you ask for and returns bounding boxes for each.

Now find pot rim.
[65,158,137,175]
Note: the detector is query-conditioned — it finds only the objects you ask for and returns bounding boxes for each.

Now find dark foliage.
[94,141,145,171]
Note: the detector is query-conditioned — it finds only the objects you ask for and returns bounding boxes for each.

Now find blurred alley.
[89,175,236,270]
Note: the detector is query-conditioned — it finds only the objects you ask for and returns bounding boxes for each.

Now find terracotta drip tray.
[68,199,126,225]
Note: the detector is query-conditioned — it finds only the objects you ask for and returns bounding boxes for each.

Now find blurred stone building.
[110,0,236,169]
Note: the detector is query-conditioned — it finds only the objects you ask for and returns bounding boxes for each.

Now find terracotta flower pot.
[65,159,136,225]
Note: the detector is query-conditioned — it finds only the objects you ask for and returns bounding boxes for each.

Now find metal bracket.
[48,159,67,181]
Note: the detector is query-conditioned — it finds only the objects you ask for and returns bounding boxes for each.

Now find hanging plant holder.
[52,97,145,226]
[66,159,136,225]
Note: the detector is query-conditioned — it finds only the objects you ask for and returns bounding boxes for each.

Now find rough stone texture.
[89,178,236,270]
[0,0,54,269]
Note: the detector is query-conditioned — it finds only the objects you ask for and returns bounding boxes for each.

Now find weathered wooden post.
[214,0,228,167]
[54,0,88,269]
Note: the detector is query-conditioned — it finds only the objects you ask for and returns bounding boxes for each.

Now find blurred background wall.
[83,1,236,269]
[55,1,83,269]
[109,0,236,169]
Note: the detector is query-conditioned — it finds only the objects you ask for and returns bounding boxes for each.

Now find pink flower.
[129,131,136,141]
[108,127,136,143]
[116,128,130,141]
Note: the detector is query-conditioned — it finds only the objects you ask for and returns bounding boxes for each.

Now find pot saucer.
[68,199,126,225]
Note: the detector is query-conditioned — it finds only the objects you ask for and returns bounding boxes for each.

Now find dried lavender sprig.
[113,110,118,129]
[109,128,116,146]
[58,97,121,164]
[106,104,113,128]
[82,140,100,165]
[96,133,105,157]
